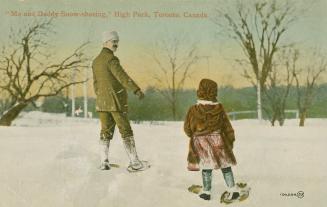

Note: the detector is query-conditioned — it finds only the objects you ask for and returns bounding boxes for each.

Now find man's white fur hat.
[102,31,119,43]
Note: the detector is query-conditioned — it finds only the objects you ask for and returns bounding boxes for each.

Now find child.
[184,79,240,201]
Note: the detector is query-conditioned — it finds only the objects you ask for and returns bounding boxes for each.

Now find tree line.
[5,84,325,122]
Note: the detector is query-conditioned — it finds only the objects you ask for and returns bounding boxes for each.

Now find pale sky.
[1,0,327,96]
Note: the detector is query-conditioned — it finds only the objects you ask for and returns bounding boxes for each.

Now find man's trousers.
[98,111,133,141]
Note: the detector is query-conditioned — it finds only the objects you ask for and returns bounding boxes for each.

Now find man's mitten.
[135,89,145,100]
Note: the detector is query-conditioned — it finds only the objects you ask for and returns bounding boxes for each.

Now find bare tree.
[0,91,14,116]
[212,0,302,120]
[292,50,327,126]
[149,34,200,120]
[263,48,298,126]
[0,19,89,126]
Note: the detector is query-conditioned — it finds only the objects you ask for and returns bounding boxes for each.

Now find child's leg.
[221,167,235,187]
[202,169,213,192]
[199,169,212,200]
[221,167,240,200]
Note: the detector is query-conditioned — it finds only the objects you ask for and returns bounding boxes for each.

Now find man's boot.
[99,140,110,170]
[123,137,147,171]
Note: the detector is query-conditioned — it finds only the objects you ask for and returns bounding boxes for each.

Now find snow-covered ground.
[0,112,326,207]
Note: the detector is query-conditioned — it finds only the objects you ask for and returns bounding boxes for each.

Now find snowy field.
[0,112,326,207]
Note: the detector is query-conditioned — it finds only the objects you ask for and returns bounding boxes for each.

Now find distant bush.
[41,96,68,114]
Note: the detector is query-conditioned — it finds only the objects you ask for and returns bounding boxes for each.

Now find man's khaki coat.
[92,48,140,112]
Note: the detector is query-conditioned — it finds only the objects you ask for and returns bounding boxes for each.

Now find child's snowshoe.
[188,185,211,200]
[188,185,202,194]
[220,182,250,204]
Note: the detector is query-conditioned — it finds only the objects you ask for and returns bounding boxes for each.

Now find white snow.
[0,112,326,207]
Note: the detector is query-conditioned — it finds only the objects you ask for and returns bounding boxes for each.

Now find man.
[92,30,147,172]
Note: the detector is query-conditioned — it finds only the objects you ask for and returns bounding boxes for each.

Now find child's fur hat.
[196,79,218,102]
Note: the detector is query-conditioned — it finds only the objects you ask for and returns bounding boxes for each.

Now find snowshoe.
[188,185,211,200]
[109,163,120,168]
[220,182,250,204]
[127,160,150,173]
[188,185,202,194]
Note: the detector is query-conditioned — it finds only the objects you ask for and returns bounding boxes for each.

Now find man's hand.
[135,89,145,100]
